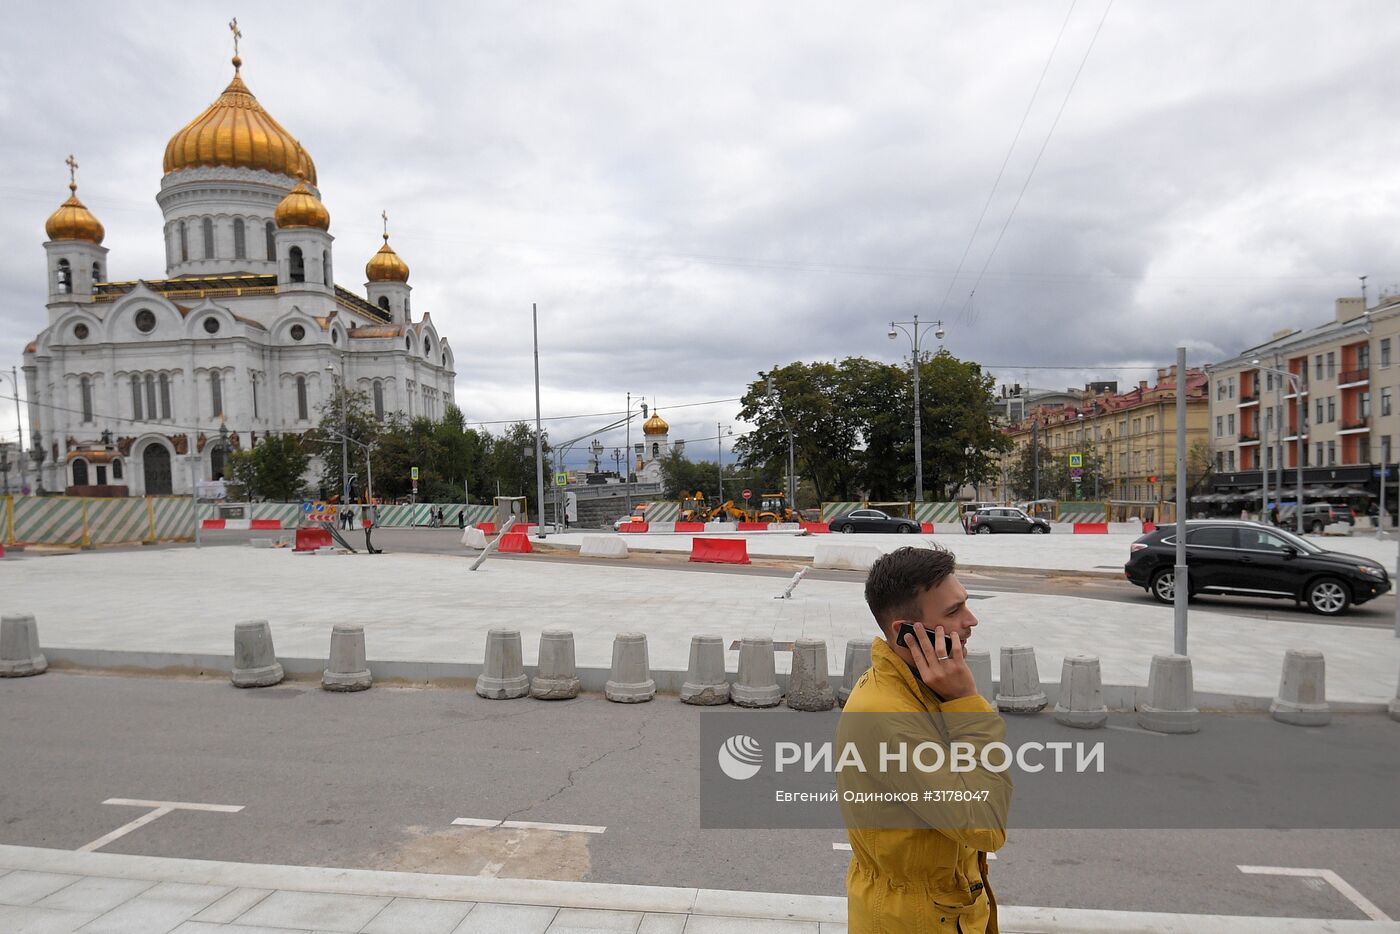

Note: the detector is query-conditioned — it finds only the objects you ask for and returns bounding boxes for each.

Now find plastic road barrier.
[293,526,334,552]
[476,522,498,535]
[1073,522,1109,534]
[800,521,830,534]
[497,531,533,553]
[674,522,705,532]
[689,537,751,565]
[620,522,649,533]
[737,521,768,531]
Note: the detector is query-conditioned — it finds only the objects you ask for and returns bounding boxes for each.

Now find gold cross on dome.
[229,18,242,56]
[65,154,78,189]
[381,209,389,240]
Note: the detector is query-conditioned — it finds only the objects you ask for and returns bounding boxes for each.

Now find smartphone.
[895,622,953,656]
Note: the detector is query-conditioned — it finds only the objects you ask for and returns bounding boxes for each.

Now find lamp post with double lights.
[716,422,732,504]
[1250,358,1304,535]
[887,316,944,503]
[623,391,644,513]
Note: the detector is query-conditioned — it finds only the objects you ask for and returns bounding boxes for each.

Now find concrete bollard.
[1137,654,1200,734]
[965,648,994,704]
[605,632,655,703]
[531,629,581,700]
[838,639,874,706]
[995,645,1047,713]
[0,614,47,677]
[787,638,835,711]
[1270,649,1330,726]
[322,624,372,692]
[1053,655,1107,729]
[680,634,730,705]
[476,628,529,699]
[732,636,782,708]
[231,620,285,688]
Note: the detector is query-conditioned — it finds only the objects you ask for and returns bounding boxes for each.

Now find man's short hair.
[864,546,957,631]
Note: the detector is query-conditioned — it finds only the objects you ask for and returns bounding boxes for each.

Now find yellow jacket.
[837,638,1011,934]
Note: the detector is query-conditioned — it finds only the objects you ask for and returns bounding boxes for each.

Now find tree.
[227,434,310,501]
[1006,440,1106,502]
[308,387,377,502]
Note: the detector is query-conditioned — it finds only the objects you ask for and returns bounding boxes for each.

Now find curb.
[38,647,1393,713]
[0,846,1394,933]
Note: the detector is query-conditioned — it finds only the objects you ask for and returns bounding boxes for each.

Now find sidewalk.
[1,845,1395,933]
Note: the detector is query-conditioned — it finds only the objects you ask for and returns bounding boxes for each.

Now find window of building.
[1228,377,1235,399]
[1266,447,1273,470]
[1315,355,1324,382]
[73,322,89,340]
[1385,388,1393,417]
[234,219,246,259]
[378,296,390,311]
[202,217,214,259]
[92,262,101,284]
[211,445,227,481]
[210,371,222,418]
[1359,437,1371,464]
[71,458,88,486]
[265,221,275,260]
[1327,396,1336,422]
[56,259,72,293]
[296,376,308,421]
[1227,451,1235,471]
[203,317,220,335]
[96,464,107,485]
[1360,391,1371,419]
[289,324,305,341]
[1384,436,1393,465]
[323,250,330,286]
[1265,409,1273,434]
[1326,352,1336,380]
[1327,441,1336,465]
[1145,415,1155,432]
[112,459,123,480]
[80,377,93,423]
[179,221,189,262]
[131,375,143,420]
[1216,415,1223,436]
[1316,398,1324,423]
[1315,442,1324,465]
[1228,413,1235,434]
[289,246,305,283]
[1383,339,1392,369]
[145,374,156,418]
[134,309,156,333]
[1216,452,1224,471]
[1359,344,1371,370]
[372,381,384,421]
[159,374,171,420]
[251,375,259,420]
[1217,380,1225,401]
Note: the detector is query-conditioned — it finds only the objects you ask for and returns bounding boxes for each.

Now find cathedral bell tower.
[44,156,108,309]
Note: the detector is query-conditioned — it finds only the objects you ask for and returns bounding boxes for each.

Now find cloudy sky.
[3,1,1399,469]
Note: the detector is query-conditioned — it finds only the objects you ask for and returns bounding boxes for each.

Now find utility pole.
[717,422,724,503]
[625,391,633,513]
[532,303,546,537]
[1032,420,1040,502]
[1174,346,1188,656]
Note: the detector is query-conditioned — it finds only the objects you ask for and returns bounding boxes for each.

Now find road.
[1,672,1396,922]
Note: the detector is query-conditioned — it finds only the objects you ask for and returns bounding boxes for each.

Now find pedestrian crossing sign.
[1069,453,1083,467]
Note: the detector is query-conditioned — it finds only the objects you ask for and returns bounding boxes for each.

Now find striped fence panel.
[249,503,302,527]
[915,502,962,523]
[11,497,85,546]
[1,495,11,544]
[1057,503,1107,523]
[86,499,149,545]
[822,502,862,521]
[642,501,679,521]
[151,496,195,541]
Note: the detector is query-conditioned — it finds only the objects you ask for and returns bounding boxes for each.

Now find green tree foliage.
[226,434,311,502]
[1006,440,1106,502]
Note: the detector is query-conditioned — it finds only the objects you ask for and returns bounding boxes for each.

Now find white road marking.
[452,817,503,828]
[453,817,606,834]
[831,842,995,860]
[1105,725,1164,737]
[1237,866,1392,922]
[79,799,244,853]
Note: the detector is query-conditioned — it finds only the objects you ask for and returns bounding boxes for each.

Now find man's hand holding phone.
[896,621,976,701]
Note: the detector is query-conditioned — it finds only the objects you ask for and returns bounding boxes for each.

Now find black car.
[829,509,921,534]
[1124,520,1389,616]
[966,507,1051,534]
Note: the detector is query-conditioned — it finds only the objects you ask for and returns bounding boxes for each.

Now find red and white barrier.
[689,537,751,565]
[497,531,533,553]
[1072,522,1109,534]
[293,526,334,552]
[674,521,705,532]
[736,521,768,531]
[619,522,649,533]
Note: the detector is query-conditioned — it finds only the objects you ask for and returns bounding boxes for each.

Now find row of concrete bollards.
[232,620,372,691]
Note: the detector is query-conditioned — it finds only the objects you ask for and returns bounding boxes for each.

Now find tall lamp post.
[1250,359,1305,534]
[623,391,644,513]
[887,316,944,503]
[1076,404,1101,500]
[716,423,732,503]
[324,363,349,506]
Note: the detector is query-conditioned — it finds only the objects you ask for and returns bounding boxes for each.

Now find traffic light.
[1148,475,1158,484]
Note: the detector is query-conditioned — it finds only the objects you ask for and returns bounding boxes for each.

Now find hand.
[903,623,977,701]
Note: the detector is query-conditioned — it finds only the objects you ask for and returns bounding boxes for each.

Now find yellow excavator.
[679,491,708,523]
[756,493,797,523]
[703,500,753,523]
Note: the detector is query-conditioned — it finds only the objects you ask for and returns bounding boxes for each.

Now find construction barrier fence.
[820,500,1111,523]
[3,495,196,547]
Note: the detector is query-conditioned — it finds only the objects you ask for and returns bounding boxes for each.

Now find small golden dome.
[45,183,105,244]
[163,57,316,183]
[643,411,669,436]
[274,177,330,230]
[366,235,410,283]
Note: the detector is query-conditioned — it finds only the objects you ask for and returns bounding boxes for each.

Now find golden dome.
[163,57,316,183]
[643,411,669,435]
[365,235,410,282]
[274,177,329,230]
[45,182,105,244]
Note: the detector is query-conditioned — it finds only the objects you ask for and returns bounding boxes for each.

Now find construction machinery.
[679,491,708,523]
[755,492,797,523]
[703,500,753,523]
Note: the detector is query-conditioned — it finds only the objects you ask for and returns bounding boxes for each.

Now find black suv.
[1124,520,1389,616]
[966,507,1051,534]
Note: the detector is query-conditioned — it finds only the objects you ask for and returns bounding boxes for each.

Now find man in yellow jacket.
[837,546,1012,933]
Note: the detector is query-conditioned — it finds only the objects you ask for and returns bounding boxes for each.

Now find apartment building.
[1205,293,1400,505]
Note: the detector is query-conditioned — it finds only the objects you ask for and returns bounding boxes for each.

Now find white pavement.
[3,544,1398,705]
[2,845,1396,934]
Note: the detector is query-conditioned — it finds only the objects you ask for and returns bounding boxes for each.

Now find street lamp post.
[623,392,644,513]
[716,422,732,504]
[324,363,349,506]
[1076,404,1102,500]
[887,316,944,503]
[1251,359,1305,535]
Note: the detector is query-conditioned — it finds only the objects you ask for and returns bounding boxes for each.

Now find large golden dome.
[163,57,316,183]
[643,411,669,435]
[365,235,410,283]
[45,182,104,244]
[274,176,329,230]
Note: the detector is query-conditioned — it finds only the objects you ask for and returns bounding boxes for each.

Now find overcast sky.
[4,1,1399,469]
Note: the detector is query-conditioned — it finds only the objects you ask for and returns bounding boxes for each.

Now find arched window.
[91,262,102,284]
[159,374,171,420]
[234,219,246,259]
[56,259,72,293]
[424,337,432,355]
[373,381,385,420]
[210,371,223,417]
[71,458,89,487]
[377,296,390,311]
[289,246,305,283]
[296,376,308,421]
[142,444,172,495]
[211,445,227,481]
[145,374,157,418]
[131,375,144,420]
[179,221,189,262]
[80,377,93,423]
[405,337,412,352]
[202,217,214,259]
[112,459,123,480]
[264,221,275,260]
[652,443,659,458]
[322,249,330,285]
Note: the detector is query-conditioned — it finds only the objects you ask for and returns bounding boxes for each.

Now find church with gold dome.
[22,38,455,496]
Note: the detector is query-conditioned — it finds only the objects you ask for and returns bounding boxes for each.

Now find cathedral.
[22,36,456,496]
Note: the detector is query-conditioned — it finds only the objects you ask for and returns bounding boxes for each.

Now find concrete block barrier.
[1270,649,1330,726]
[619,522,649,533]
[322,624,372,692]
[674,522,705,532]
[0,614,47,677]
[647,522,676,533]
[1053,655,1108,729]
[249,519,283,530]
[812,541,882,571]
[1107,522,1142,535]
[787,638,835,711]
[579,535,629,559]
[477,628,529,699]
[249,537,275,549]
[689,537,751,565]
[680,634,730,705]
[605,632,655,703]
[497,532,533,553]
[1137,654,1200,734]
[531,629,580,700]
[231,620,285,688]
[461,527,488,549]
[732,636,782,708]
[703,521,734,533]
[995,645,1047,713]
[921,522,935,533]
[838,638,873,706]
[965,648,993,704]
[770,523,802,532]
[737,521,769,531]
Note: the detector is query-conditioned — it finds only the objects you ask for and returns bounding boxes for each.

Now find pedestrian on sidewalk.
[457,508,465,530]
[836,546,1012,933]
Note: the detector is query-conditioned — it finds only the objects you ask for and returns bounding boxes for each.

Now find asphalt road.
[1,672,1396,921]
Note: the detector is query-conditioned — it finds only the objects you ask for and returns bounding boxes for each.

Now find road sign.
[1068,453,1083,468]
[742,488,752,500]
[410,466,419,481]
[1375,468,1393,478]
[555,472,568,486]
[1070,467,1084,478]
[301,501,312,513]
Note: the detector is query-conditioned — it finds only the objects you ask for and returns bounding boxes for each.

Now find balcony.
[1339,368,1370,388]
[1338,417,1371,435]
[1237,392,1259,408]
[1238,432,1260,446]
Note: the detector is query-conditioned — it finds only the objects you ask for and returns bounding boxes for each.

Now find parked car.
[966,507,1051,534]
[829,509,921,534]
[1276,503,1356,533]
[1124,520,1388,615]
